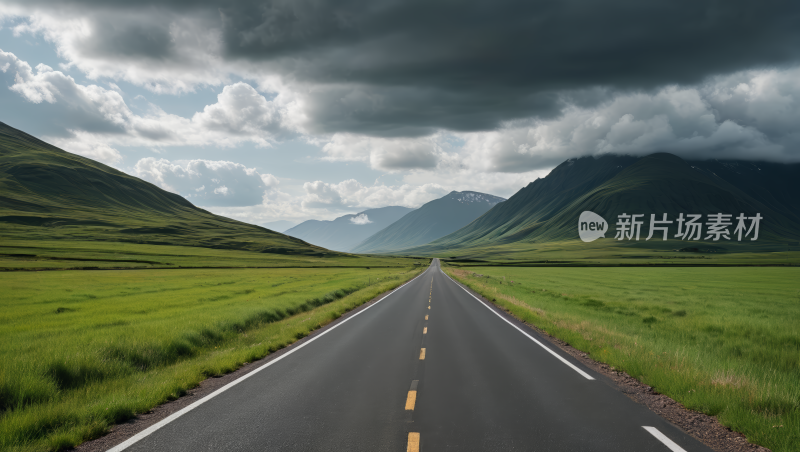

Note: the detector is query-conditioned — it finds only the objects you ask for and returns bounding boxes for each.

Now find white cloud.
[701,68,800,155]
[192,82,293,142]
[316,131,551,198]
[206,173,524,227]
[1,5,226,94]
[206,178,450,226]
[133,157,278,207]
[260,173,279,187]
[1,50,127,124]
[321,133,443,171]
[401,167,548,199]
[457,74,800,172]
[0,50,297,155]
[302,179,448,210]
[349,213,372,225]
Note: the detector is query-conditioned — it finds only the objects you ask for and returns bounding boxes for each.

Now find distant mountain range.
[284,206,414,252]
[351,191,505,254]
[0,121,333,256]
[407,153,800,255]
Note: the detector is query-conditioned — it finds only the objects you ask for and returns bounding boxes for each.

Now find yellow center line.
[419,348,426,360]
[405,380,419,410]
[408,433,420,452]
[423,327,427,334]
[425,315,428,320]
[405,391,417,410]
[428,305,430,310]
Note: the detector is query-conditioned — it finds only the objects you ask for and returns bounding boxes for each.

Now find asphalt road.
[110,259,712,451]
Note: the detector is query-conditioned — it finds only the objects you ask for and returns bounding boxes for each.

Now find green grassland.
[0,239,429,271]
[0,265,424,451]
[444,265,800,451]
[435,238,800,266]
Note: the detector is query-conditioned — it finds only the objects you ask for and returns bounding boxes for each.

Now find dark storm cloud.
[6,0,800,137]
[80,21,174,60]
[216,0,800,135]
[216,0,800,89]
[301,84,562,136]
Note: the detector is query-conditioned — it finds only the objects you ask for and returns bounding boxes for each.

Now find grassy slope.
[0,239,428,271]
[0,266,425,451]
[406,154,800,259]
[0,121,331,256]
[536,153,800,242]
[436,239,800,266]
[444,265,800,452]
[412,155,639,252]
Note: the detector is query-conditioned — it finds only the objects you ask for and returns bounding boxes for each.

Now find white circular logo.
[579,211,608,242]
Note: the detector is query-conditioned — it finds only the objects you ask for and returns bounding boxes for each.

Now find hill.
[0,121,335,257]
[408,153,800,257]
[261,220,298,233]
[284,206,414,252]
[351,191,505,254]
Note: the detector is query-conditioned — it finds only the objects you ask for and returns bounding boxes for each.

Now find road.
[109,259,712,451]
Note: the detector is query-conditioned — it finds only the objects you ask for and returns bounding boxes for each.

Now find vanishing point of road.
[108,259,712,452]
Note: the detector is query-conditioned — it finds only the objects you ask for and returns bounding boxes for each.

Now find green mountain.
[0,121,334,256]
[351,191,505,254]
[408,153,800,255]
[408,155,639,250]
[285,206,414,252]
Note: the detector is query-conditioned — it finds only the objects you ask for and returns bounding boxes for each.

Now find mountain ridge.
[351,191,505,254]
[284,206,415,252]
[0,121,335,256]
[405,153,800,255]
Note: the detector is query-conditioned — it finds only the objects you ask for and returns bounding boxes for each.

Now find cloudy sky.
[2,1,799,230]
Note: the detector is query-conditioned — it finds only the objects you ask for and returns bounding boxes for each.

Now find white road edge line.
[106,268,431,452]
[441,269,595,380]
[643,426,688,452]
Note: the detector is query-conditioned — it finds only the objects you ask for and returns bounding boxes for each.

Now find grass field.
[0,265,425,451]
[432,238,800,267]
[0,239,428,271]
[444,265,800,451]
